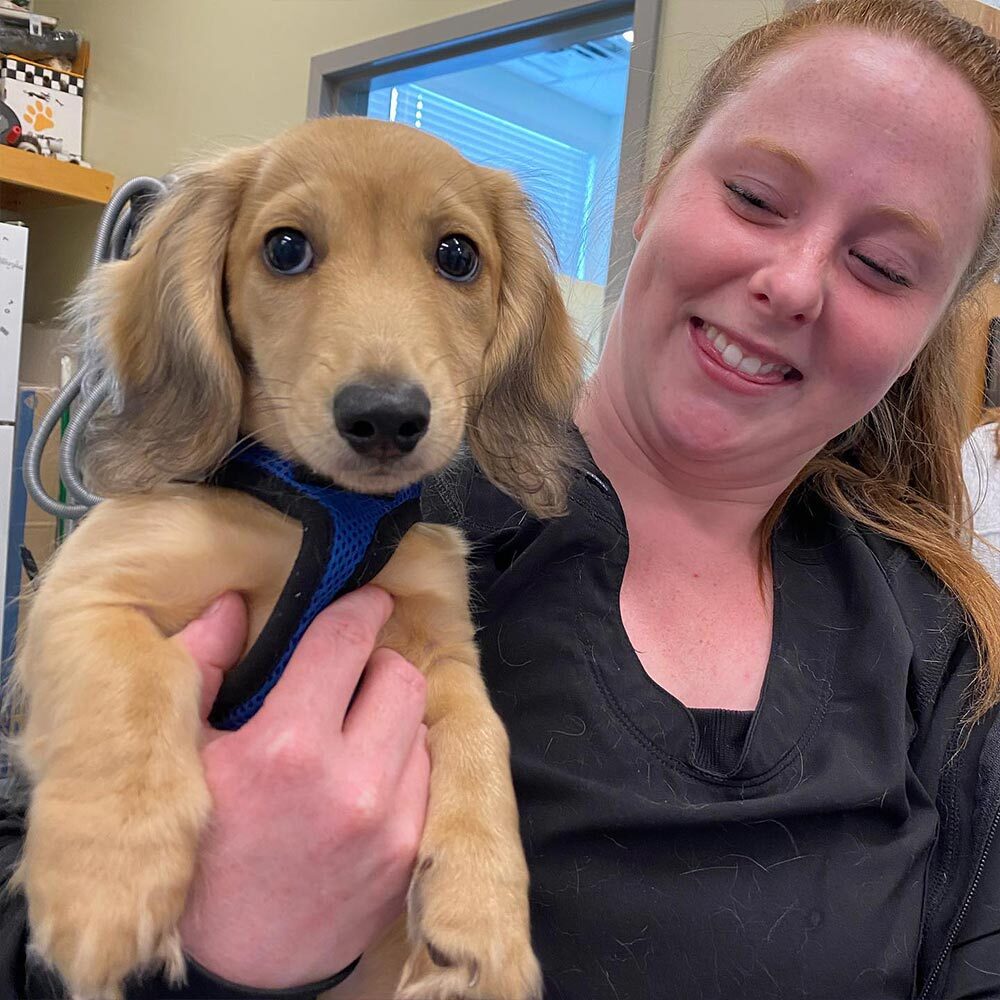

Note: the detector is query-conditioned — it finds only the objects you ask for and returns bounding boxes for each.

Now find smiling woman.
[464,3,1000,996]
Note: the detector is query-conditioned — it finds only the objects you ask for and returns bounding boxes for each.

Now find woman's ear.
[633,192,654,242]
[634,147,675,241]
[466,169,584,518]
[74,144,262,495]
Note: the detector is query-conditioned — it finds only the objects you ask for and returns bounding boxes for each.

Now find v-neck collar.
[569,446,887,784]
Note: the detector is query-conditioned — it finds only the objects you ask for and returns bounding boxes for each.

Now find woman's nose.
[746,248,826,327]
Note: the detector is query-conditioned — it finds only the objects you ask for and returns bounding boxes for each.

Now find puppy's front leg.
[15,602,207,1000]
[11,489,297,1000]
[373,524,541,1000]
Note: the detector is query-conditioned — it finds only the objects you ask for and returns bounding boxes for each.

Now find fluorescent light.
[622,29,634,43]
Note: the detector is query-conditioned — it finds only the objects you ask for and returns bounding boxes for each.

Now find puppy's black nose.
[334,381,431,457]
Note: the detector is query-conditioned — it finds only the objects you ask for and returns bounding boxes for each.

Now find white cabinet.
[0,222,28,663]
[0,224,28,424]
[0,423,14,659]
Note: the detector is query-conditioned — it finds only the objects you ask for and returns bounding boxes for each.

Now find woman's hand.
[173,585,430,990]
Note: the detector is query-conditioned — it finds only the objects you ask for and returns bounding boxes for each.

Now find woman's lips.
[690,316,802,385]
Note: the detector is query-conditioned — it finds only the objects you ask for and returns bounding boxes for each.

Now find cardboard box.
[1,54,83,161]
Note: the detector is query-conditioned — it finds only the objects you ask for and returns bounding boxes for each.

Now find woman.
[3,1,1000,997]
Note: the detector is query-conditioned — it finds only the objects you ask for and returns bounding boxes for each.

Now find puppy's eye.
[263,228,314,275]
[435,235,479,282]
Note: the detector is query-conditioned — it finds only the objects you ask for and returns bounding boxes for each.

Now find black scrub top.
[424,442,983,1000]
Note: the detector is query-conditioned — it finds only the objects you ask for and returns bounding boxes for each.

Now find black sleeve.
[421,452,525,538]
[940,713,1000,1000]
[422,454,539,608]
[421,452,479,528]
[0,773,46,1000]
[856,527,1000,999]
[0,770,80,1000]
[126,957,362,1000]
[940,828,1000,998]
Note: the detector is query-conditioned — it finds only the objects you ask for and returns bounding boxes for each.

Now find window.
[309,0,661,356]
[368,82,602,283]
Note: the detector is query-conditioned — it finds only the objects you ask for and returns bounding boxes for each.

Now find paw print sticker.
[23,100,53,132]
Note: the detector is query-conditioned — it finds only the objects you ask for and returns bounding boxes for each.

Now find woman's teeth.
[704,324,791,377]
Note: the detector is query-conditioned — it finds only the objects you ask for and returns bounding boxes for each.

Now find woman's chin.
[650,403,755,463]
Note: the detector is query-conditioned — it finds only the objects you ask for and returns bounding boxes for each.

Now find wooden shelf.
[0,145,114,211]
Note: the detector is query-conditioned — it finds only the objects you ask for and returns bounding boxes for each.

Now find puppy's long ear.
[73,144,262,495]
[468,170,584,518]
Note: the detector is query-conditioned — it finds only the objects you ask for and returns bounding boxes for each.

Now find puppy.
[11,116,582,999]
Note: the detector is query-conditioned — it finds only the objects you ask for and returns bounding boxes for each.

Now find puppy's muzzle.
[334,380,431,459]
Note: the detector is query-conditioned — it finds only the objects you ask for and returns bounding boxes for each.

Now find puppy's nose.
[334,381,431,457]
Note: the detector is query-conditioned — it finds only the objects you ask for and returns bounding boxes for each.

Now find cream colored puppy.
[11,117,582,1000]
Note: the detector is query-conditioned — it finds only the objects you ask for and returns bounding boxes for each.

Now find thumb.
[171,592,249,721]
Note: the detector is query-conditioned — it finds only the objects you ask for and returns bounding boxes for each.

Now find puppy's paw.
[395,852,541,1000]
[27,892,185,1000]
[20,783,207,1000]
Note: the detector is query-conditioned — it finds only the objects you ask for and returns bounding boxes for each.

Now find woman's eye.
[436,234,480,282]
[724,181,780,216]
[263,228,314,275]
[851,250,912,288]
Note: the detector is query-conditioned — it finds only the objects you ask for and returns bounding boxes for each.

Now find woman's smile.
[688,316,801,395]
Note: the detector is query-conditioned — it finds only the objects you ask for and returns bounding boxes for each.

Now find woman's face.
[613,29,993,483]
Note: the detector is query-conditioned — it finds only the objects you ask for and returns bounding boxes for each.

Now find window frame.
[306,0,663,340]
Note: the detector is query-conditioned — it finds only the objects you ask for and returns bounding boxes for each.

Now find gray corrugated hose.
[22,176,168,520]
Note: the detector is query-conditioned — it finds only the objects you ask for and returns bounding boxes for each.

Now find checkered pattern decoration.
[1,57,83,96]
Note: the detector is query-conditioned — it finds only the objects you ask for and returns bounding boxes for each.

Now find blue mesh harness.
[207,442,422,730]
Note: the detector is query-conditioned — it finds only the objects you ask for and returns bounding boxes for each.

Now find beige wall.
[645,0,785,180]
[40,0,506,183]
[43,0,784,184]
